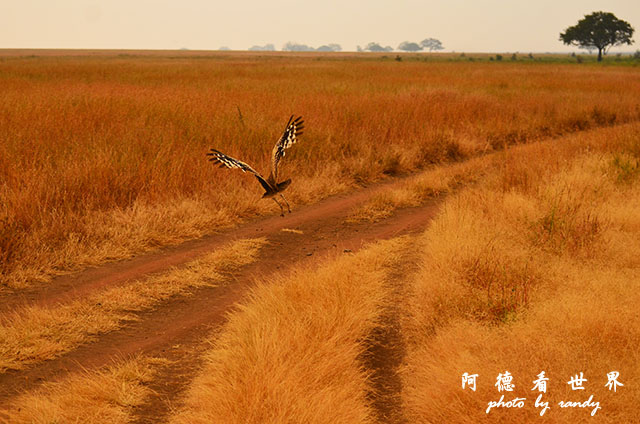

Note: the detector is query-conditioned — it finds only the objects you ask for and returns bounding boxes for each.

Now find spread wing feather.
[271,115,303,181]
[206,149,272,193]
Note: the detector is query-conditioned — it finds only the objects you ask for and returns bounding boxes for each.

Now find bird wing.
[207,149,272,193]
[270,115,303,181]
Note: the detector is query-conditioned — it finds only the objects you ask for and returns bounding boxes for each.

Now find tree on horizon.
[282,42,315,52]
[560,11,634,61]
[316,44,342,52]
[397,41,422,52]
[248,44,275,51]
[362,42,393,52]
[421,38,444,52]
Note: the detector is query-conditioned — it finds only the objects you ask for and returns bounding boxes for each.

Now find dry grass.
[0,355,162,424]
[168,237,415,424]
[2,52,640,421]
[5,122,635,421]
[2,54,640,289]
[348,121,640,224]
[401,123,640,422]
[346,153,492,223]
[0,238,265,372]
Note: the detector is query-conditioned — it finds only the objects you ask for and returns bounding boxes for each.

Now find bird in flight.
[207,115,304,217]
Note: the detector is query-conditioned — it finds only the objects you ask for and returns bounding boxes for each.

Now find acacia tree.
[363,42,393,52]
[560,11,634,61]
[248,44,275,51]
[282,42,315,51]
[316,43,342,52]
[398,41,422,52]
[421,38,444,52]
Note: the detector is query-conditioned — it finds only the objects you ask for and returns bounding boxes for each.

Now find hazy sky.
[2,0,639,52]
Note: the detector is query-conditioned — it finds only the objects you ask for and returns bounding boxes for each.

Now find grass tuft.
[0,355,163,424]
[169,237,415,424]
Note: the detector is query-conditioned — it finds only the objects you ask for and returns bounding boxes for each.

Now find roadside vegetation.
[0,238,264,371]
[401,122,640,422]
[1,355,162,423]
[170,122,638,423]
[169,236,415,424]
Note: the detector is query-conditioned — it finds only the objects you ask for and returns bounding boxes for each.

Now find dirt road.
[0,176,441,422]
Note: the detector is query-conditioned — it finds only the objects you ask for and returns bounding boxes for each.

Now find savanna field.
[0,51,639,422]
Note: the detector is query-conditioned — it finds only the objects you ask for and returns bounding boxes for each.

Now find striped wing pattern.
[206,149,272,192]
[271,115,304,180]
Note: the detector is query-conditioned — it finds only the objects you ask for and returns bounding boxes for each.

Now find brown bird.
[206,115,304,216]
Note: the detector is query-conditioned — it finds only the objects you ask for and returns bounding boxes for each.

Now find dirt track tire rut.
[0,182,441,416]
[0,177,424,315]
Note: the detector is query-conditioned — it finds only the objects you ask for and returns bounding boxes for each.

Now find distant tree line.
[248,44,276,51]
[357,38,444,52]
[241,43,343,52]
[357,42,393,52]
[281,42,342,52]
[225,38,445,52]
[219,11,637,60]
[316,44,343,52]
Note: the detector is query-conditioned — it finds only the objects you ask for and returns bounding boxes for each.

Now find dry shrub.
[610,153,639,184]
[458,242,535,323]
[534,197,605,256]
[419,132,467,165]
[409,189,544,330]
[527,156,617,259]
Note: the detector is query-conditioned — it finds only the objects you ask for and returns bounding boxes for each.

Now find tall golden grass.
[402,123,640,422]
[2,53,640,288]
[165,123,639,423]
[169,237,414,424]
